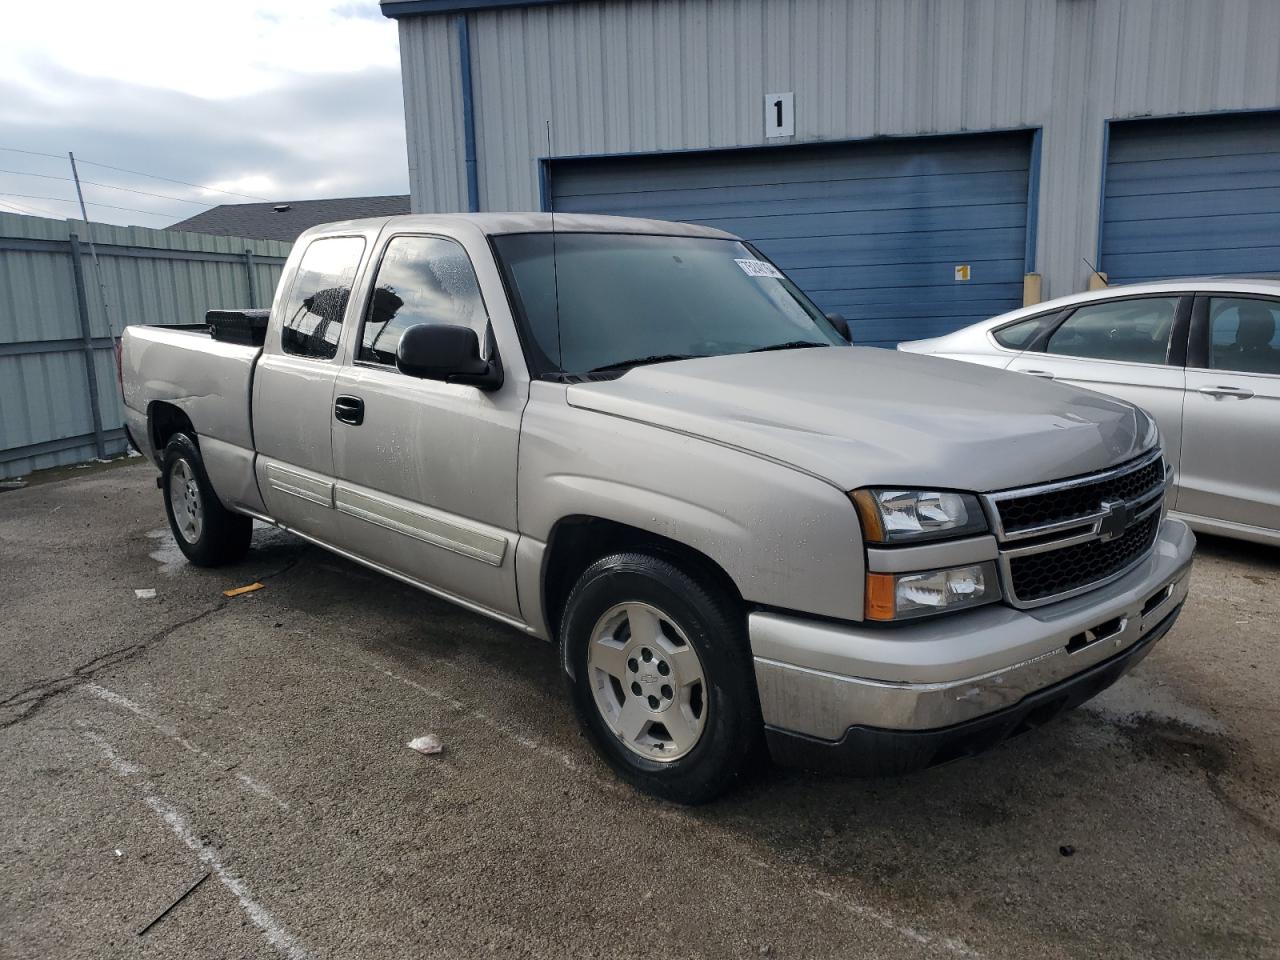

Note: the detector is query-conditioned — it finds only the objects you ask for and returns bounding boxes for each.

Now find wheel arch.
[148,401,197,456]
[540,515,744,648]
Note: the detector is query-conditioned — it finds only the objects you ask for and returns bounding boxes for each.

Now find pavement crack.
[0,599,229,731]
[0,547,309,733]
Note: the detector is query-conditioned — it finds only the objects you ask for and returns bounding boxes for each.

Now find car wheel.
[161,433,252,567]
[562,551,761,804]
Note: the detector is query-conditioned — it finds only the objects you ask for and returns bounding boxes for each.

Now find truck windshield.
[490,232,844,377]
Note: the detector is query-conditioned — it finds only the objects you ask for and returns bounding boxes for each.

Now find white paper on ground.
[407,734,443,755]
[134,588,157,599]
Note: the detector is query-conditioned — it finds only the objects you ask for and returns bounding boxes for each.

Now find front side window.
[1045,297,1179,365]
[1207,297,1280,376]
[359,236,488,366]
[491,232,844,377]
[280,236,366,360]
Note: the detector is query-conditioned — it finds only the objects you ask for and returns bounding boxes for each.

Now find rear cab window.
[280,236,367,360]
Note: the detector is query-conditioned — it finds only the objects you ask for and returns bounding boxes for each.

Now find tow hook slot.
[1141,583,1173,618]
[1066,615,1127,654]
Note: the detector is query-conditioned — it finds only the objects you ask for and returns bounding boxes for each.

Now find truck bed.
[120,324,262,471]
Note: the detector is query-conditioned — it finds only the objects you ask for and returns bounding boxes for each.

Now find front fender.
[517,383,866,625]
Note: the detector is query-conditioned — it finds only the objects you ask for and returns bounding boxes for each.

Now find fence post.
[244,249,258,307]
[68,232,108,460]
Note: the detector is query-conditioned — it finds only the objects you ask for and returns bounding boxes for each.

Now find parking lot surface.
[2,461,1277,959]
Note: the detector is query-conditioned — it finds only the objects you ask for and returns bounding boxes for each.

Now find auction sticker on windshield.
[734,259,784,279]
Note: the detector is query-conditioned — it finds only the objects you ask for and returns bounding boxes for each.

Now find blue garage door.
[548,133,1032,346]
[1101,113,1280,283]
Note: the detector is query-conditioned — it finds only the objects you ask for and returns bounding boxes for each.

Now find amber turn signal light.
[864,572,897,621]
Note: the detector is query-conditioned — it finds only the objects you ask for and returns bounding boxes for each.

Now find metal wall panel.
[550,131,1031,345]
[1100,112,1280,283]
[0,212,290,478]
[399,14,470,213]
[396,0,1280,299]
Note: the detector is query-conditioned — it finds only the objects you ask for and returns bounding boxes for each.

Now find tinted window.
[993,313,1055,350]
[359,236,488,365]
[280,236,366,360]
[1045,297,1179,365]
[491,233,843,376]
[1208,297,1280,375]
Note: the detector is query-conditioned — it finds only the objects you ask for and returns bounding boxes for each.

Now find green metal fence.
[0,212,291,478]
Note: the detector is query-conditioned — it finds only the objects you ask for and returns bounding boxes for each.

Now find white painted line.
[84,734,311,960]
[80,683,290,811]
[377,662,984,959]
[81,730,141,777]
[234,772,291,810]
[143,795,310,960]
[380,668,585,772]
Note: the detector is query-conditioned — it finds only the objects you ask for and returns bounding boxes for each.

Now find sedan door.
[1005,294,1190,477]
[1177,295,1280,539]
[329,233,525,621]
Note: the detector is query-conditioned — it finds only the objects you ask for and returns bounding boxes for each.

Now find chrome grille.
[996,455,1165,534]
[984,449,1167,608]
[1009,512,1160,602]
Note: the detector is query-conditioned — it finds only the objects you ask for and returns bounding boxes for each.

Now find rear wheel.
[563,551,760,804]
[161,434,252,567]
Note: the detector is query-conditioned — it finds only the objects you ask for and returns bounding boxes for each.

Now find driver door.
[329,233,525,620]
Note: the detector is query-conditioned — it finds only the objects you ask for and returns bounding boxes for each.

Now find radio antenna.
[1082,255,1107,288]
[546,119,563,373]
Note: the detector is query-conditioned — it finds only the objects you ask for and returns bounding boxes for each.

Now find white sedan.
[899,278,1280,546]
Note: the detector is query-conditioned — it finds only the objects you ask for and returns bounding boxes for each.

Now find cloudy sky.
[0,0,408,228]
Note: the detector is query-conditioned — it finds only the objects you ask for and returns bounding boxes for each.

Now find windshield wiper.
[588,353,699,373]
[746,340,829,353]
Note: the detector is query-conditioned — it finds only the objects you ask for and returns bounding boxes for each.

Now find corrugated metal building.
[382,0,1280,345]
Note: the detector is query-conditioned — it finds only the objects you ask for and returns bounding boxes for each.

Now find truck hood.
[565,347,1154,492]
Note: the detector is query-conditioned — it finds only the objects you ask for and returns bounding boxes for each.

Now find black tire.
[562,551,761,804]
[160,433,252,567]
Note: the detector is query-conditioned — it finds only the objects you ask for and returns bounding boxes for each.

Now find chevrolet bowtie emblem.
[1097,499,1131,541]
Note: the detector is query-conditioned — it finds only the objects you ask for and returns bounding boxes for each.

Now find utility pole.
[68,151,117,339]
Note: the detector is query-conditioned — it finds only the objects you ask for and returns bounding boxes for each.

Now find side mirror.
[395,323,503,390]
[826,313,852,342]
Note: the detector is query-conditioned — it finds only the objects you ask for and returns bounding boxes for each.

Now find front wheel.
[562,552,761,804]
[161,434,252,567]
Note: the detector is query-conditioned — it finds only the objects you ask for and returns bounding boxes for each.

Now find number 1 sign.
[764,92,795,138]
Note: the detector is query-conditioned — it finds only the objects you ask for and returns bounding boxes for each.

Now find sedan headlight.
[851,488,988,544]
[865,562,1000,621]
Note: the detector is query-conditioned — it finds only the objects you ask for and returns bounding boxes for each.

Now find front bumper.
[752,517,1194,774]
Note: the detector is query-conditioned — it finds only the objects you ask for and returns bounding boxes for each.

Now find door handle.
[334,395,365,425]
[1197,385,1254,400]
[1019,369,1056,379]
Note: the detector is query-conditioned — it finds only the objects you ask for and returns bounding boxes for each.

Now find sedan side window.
[1045,297,1179,365]
[359,236,488,366]
[993,312,1056,350]
[1207,297,1280,376]
[280,236,366,360]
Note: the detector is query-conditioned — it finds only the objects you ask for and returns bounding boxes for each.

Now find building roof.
[170,195,411,243]
[380,0,582,18]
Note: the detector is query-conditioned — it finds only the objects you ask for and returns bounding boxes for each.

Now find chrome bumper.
[751,517,1194,740]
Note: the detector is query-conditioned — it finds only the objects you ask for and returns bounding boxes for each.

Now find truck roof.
[294,211,738,242]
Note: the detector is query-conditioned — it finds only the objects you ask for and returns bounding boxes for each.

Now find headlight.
[851,488,988,544]
[865,562,1000,621]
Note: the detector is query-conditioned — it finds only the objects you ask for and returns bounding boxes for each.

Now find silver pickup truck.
[121,213,1194,803]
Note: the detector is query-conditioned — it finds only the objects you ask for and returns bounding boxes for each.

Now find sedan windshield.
[490,232,845,377]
